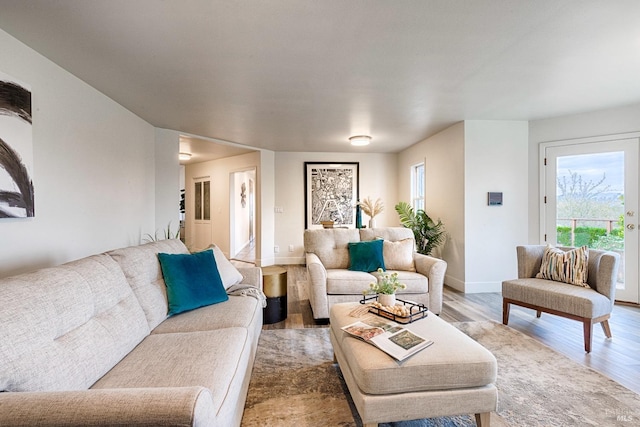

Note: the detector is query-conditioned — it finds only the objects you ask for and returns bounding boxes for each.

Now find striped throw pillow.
[536,245,589,287]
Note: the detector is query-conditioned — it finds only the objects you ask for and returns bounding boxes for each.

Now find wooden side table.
[262,265,287,324]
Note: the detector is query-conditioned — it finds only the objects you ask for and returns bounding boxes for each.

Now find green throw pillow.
[158,249,229,316]
[348,239,386,272]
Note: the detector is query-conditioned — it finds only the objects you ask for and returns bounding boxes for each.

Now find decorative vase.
[368,217,376,229]
[355,203,362,229]
[378,293,396,307]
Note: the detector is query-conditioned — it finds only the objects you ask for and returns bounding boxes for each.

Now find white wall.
[258,150,275,267]
[464,120,528,292]
[154,128,181,235]
[0,28,157,278]
[398,123,466,287]
[528,103,640,243]
[397,121,528,293]
[274,152,398,264]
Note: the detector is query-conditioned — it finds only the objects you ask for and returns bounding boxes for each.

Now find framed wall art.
[0,72,34,218]
[304,162,359,229]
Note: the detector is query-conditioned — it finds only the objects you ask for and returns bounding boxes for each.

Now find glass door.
[543,138,639,304]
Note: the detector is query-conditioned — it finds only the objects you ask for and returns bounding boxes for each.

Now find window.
[411,163,425,211]
[194,179,210,221]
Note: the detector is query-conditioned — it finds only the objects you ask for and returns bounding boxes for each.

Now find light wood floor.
[233,261,640,395]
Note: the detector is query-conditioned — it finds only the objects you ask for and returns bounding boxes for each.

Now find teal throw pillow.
[158,249,229,316]
[348,239,386,272]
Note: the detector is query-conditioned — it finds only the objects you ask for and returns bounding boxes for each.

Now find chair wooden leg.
[502,300,510,325]
[601,320,612,338]
[536,310,542,318]
[475,412,491,427]
[583,320,593,353]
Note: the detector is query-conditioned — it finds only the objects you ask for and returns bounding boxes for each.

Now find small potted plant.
[363,268,406,306]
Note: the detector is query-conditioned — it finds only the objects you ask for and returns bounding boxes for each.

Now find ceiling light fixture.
[179,152,192,161]
[349,135,372,146]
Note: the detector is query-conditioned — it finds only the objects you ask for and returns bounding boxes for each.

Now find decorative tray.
[359,295,429,324]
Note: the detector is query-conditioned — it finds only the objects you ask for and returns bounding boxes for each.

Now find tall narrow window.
[411,163,425,211]
[194,179,211,221]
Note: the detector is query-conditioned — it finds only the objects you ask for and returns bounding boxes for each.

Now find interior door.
[543,138,639,304]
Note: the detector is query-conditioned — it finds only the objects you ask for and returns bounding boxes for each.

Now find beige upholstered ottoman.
[330,303,498,427]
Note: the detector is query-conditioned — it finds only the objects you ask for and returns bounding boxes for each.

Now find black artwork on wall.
[0,77,34,218]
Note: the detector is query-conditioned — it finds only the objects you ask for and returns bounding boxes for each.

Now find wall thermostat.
[488,192,503,206]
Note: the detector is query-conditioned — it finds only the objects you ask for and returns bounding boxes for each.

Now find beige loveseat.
[0,239,263,426]
[304,227,447,320]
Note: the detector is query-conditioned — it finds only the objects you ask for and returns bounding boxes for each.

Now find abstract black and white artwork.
[0,72,34,218]
[304,162,359,229]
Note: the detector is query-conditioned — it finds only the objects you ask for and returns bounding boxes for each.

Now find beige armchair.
[304,227,447,320]
[502,245,620,353]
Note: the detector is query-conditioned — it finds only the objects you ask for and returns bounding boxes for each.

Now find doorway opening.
[230,168,256,263]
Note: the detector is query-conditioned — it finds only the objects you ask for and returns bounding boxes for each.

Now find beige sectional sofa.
[304,227,447,320]
[0,239,263,427]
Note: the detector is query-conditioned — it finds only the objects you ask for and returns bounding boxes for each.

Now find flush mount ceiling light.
[179,152,192,161]
[349,135,372,146]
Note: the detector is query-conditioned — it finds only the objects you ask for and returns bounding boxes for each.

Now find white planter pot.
[378,293,396,307]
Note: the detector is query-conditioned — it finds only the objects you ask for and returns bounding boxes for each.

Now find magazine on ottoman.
[342,315,433,361]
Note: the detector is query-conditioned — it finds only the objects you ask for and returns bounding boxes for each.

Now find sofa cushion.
[91,328,251,419]
[536,245,589,287]
[152,295,262,344]
[503,277,611,318]
[348,239,385,272]
[208,244,243,289]
[359,227,414,243]
[383,238,416,272]
[326,269,376,295]
[371,270,428,294]
[158,249,229,316]
[304,228,361,269]
[0,254,149,392]
[108,239,190,330]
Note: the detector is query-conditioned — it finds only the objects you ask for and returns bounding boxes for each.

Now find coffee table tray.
[359,295,429,324]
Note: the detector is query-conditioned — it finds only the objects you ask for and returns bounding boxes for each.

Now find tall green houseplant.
[395,201,445,256]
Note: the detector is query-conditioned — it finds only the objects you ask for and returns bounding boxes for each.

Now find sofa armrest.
[237,266,263,290]
[0,387,214,427]
[591,251,620,301]
[413,253,447,315]
[516,245,546,278]
[306,253,330,319]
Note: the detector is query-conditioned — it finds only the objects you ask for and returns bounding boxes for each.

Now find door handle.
[627,224,636,230]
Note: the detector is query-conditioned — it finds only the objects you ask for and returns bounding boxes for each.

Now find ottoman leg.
[364,424,378,427]
[475,412,491,426]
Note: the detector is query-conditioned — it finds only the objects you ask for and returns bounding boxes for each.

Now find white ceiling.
[2,0,640,156]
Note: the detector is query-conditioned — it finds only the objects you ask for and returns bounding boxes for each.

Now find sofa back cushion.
[359,227,414,242]
[360,227,416,271]
[108,239,189,330]
[304,228,360,269]
[0,254,149,392]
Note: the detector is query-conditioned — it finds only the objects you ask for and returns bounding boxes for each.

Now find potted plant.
[363,268,406,306]
[394,201,446,256]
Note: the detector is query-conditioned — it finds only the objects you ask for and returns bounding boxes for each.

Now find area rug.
[241,322,640,426]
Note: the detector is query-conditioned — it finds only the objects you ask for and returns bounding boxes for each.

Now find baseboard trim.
[444,275,501,293]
